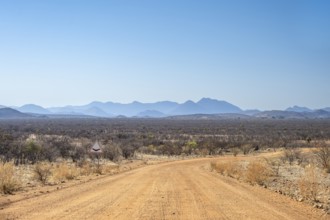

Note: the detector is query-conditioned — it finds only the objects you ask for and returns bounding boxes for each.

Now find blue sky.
[0,0,329,110]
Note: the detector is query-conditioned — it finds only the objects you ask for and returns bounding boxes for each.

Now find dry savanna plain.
[0,118,330,219]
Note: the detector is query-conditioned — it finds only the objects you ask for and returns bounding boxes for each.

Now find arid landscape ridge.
[1,98,330,119]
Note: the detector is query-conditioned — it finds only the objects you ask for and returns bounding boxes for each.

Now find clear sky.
[0,0,329,110]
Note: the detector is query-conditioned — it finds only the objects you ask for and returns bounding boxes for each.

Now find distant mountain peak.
[197,98,242,114]
[286,106,312,113]
[17,104,50,114]
[184,100,195,104]
[198,97,218,102]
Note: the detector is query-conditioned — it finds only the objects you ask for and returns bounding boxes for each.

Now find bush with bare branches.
[314,142,330,173]
[34,162,52,185]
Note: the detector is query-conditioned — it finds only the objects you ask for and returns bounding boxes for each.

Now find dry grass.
[0,162,20,194]
[34,162,52,185]
[78,160,94,176]
[78,160,107,175]
[211,161,242,179]
[298,164,320,202]
[282,148,302,165]
[246,161,273,186]
[94,164,103,175]
[53,162,79,182]
[232,148,240,157]
[102,164,119,174]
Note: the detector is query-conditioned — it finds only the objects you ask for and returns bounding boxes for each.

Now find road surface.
[0,158,327,220]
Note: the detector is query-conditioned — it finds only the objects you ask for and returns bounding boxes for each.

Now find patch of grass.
[0,162,20,194]
[263,157,281,176]
[78,160,93,176]
[232,148,240,157]
[53,162,79,182]
[298,164,320,202]
[102,164,119,174]
[211,161,242,179]
[246,161,273,186]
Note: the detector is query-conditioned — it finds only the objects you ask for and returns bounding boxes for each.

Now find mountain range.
[0,98,329,119]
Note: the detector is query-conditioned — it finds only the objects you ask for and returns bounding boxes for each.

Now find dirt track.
[0,158,327,220]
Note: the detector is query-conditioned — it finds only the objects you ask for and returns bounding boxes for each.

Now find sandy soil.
[0,157,328,220]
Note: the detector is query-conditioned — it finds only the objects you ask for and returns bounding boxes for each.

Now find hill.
[47,98,242,117]
[255,110,330,119]
[0,108,32,119]
[136,110,166,118]
[17,104,50,114]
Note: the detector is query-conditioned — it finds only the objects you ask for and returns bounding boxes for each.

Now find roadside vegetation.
[211,144,330,214]
[0,118,329,213]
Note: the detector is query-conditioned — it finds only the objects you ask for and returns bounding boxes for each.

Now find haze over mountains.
[0,98,330,119]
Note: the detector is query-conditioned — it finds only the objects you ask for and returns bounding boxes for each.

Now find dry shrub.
[78,160,104,175]
[263,158,281,176]
[211,161,242,179]
[0,162,20,194]
[53,162,79,182]
[314,143,330,173]
[102,164,119,174]
[94,164,103,175]
[34,162,52,185]
[212,161,227,175]
[79,160,93,176]
[246,161,273,186]
[298,164,320,202]
[282,148,302,165]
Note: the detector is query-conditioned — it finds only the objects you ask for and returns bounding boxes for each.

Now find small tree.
[24,141,42,164]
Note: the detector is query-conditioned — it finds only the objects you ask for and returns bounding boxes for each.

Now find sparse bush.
[78,160,93,176]
[0,162,20,194]
[212,161,227,175]
[314,143,330,173]
[225,162,242,178]
[78,159,104,175]
[282,148,302,165]
[34,162,52,185]
[53,162,78,181]
[102,164,119,174]
[263,158,281,176]
[94,163,103,175]
[211,161,242,179]
[246,161,273,185]
[298,164,320,202]
[103,144,122,162]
